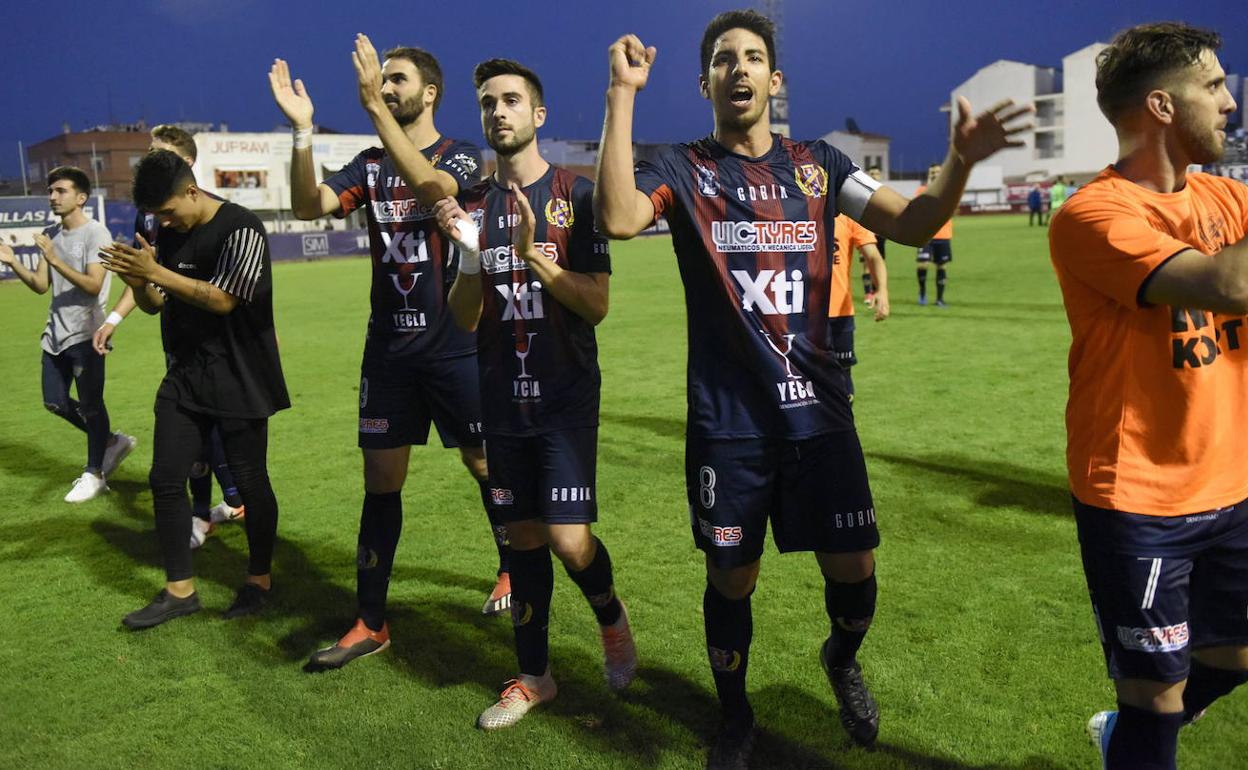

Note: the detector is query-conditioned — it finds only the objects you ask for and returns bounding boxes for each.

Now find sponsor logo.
[359,417,390,434]
[544,198,575,228]
[514,332,540,399]
[356,546,379,569]
[490,488,515,505]
[389,273,427,329]
[735,183,789,202]
[380,230,431,264]
[212,139,269,155]
[371,198,436,223]
[696,165,720,197]
[481,242,559,274]
[760,331,818,407]
[497,281,545,321]
[1116,622,1190,653]
[794,163,829,197]
[833,508,877,528]
[177,262,196,269]
[698,518,743,547]
[708,646,742,672]
[712,220,818,253]
[732,270,806,315]
[301,233,329,257]
[550,486,593,502]
[447,152,479,176]
[512,601,533,626]
[1170,307,1245,369]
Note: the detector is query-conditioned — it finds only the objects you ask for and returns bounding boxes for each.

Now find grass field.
[1,213,1243,769]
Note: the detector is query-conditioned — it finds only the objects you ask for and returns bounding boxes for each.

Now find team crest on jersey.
[794,164,828,198]
[696,165,720,197]
[544,198,575,228]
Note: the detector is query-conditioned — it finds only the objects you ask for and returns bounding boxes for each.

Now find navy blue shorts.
[1074,496,1248,683]
[686,431,879,568]
[357,348,483,450]
[917,239,952,265]
[485,427,598,524]
[826,316,856,396]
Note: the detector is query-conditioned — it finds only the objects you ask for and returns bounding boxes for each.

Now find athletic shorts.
[686,431,879,568]
[1074,495,1248,683]
[826,316,856,397]
[485,427,598,524]
[357,347,483,450]
[916,239,952,265]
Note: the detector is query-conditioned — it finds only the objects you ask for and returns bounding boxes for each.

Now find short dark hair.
[132,150,197,211]
[473,58,544,107]
[383,46,444,113]
[47,166,92,196]
[1096,22,1222,124]
[700,9,777,76]
[150,124,198,162]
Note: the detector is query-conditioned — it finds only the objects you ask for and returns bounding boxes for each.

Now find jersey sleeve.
[1049,194,1194,310]
[847,218,877,251]
[568,178,611,274]
[86,223,112,265]
[814,140,880,221]
[633,145,678,221]
[436,141,483,192]
[322,150,370,217]
[210,223,268,303]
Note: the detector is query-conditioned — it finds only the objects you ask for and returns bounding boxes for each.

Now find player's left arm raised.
[859,97,1033,246]
[511,184,609,326]
[351,34,459,204]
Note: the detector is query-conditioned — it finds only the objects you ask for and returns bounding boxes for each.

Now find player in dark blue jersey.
[426,58,635,730]
[269,36,511,672]
[594,10,1032,766]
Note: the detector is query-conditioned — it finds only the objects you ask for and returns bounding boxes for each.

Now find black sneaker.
[821,639,880,747]
[707,714,756,770]
[222,583,270,620]
[122,590,201,629]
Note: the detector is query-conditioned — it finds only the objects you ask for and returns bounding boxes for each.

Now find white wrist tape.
[292,127,313,150]
[454,219,482,275]
[105,311,124,326]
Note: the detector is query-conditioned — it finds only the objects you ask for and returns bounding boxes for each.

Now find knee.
[148,465,185,499]
[707,561,760,600]
[459,448,488,482]
[507,520,547,551]
[548,527,594,570]
[819,550,875,583]
[44,401,66,416]
[1115,678,1186,714]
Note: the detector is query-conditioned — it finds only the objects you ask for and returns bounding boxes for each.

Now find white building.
[820,130,890,178]
[945,43,1117,182]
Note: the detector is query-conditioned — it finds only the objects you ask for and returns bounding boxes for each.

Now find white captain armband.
[837,168,882,221]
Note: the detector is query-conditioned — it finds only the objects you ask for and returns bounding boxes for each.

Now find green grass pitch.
[0,213,1243,768]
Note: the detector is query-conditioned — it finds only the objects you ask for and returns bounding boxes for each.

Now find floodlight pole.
[18,141,28,196]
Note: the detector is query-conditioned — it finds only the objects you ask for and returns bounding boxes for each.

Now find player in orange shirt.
[1048,22,1248,770]
[829,214,888,399]
[915,164,954,306]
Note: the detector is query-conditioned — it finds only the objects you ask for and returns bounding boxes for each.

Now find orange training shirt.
[1049,167,1248,515]
[828,214,877,318]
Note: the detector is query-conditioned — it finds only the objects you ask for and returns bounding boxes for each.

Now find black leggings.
[150,397,278,582]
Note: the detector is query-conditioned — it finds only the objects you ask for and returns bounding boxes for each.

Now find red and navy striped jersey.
[635,135,880,439]
[325,138,483,360]
[458,167,611,437]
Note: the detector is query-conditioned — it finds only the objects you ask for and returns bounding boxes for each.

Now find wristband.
[105,311,124,326]
[292,126,313,150]
[454,219,482,275]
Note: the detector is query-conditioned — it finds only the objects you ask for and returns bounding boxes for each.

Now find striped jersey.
[458,167,611,436]
[635,135,879,438]
[325,138,483,359]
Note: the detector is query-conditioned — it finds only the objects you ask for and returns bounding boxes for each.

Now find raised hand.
[509,183,538,262]
[0,242,14,266]
[269,58,314,129]
[608,35,657,92]
[351,33,385,112]
[434,198,477,250]
[99,234,158,282]
[34,233,55,258]
[952,96,1034,166]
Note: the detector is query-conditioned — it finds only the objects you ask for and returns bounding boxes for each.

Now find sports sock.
[936,268,947,302]
[189,468,212,520]
[509,544,554,677]
[1106,703,1181,770]
[477,480,509,575]
[862,273,873,295]
[210,430,243,508]
[356,491,402,632]
[824,572,876,666]
[917,269,927,299]
[1182,659,1248,723]
[704,581,754,724]
[563,536,622,626]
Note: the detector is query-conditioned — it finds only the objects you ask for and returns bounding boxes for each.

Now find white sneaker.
[477,671,557,730]
[190,517,215,549]
[209,502,245,524]
[101,433,137,477]
[65,472,108,503]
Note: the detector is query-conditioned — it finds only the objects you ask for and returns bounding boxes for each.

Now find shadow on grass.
[867,452,1069,517]
[0,433,93,498]
[601,411,686,441]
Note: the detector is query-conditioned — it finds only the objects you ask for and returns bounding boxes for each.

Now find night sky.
[4,0,1242,178]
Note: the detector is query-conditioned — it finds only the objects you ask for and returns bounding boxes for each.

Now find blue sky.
[4,0,1242,177]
